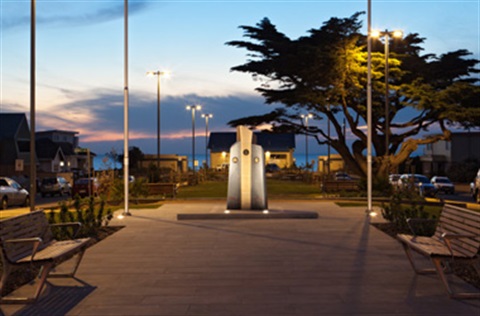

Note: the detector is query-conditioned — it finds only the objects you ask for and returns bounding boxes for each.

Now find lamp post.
[371,29,402,164]
[146,70,168,171]
[300,113,313,169]
[29,0,36,211]
[122,0,130,216]
[201,113,213,168]
[367,0,372,213]
[186,105,201,179]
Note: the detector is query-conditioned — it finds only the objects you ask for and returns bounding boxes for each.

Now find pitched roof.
[208,132,295,152]
[57,142,76,156]
[0,113,27,140]
[36,138,64,160]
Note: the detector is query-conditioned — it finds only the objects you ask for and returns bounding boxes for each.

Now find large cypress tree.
[226,12,479,179]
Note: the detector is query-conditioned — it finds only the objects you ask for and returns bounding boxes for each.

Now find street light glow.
[393,30,403,38]
[370,30,381,38]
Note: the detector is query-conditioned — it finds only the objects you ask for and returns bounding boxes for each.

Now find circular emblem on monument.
[232,157,239,163]
[243,149,250,156]
[254,157,260,163]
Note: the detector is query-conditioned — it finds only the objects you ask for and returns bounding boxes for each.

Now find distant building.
[0,113,36,178]
[208,132,296,170]
[421,131,480,176]
[140,154,188,173]
[317,154,346,174]
[36,130,94,176]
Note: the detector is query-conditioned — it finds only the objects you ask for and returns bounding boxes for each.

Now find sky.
[1,0,479,159]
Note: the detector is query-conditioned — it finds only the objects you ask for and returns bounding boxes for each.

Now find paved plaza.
[1,200,479,315]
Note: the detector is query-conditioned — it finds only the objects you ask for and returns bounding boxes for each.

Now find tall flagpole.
[367,0,373,212]
[123,0,131,216]
[29,0,36,211]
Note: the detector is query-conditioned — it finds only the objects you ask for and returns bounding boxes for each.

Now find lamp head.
[392,30,403,38]
[370,30,381,38]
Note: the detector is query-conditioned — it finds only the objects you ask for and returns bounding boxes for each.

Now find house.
[36,130,94,176]
[35,138,67,173]
[317,154,346,174]
[421,131,480,176]
[0,113,36,178]
[208,132,296,169]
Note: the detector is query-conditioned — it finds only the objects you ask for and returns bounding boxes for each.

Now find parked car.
[216,163,229,172]
[471,168,480,203]
[430,176,455,194]
[335,172,352,181]
[398,174,437,197]
[40,176,71,197]
[73,177,100,198]
[389,174,401,188]
[265,163,281,173]
[0,177,30,209]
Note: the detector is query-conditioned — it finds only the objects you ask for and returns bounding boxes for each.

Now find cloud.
[2,1,151,31]
[16,88,273,154]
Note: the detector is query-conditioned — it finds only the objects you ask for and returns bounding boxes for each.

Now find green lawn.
[176,179,322,199]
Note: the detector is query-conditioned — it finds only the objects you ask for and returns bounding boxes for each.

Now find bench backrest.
[435,204,480,257]
[0,211,54,262]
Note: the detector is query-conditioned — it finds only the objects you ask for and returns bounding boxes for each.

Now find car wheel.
[1,197,8,210]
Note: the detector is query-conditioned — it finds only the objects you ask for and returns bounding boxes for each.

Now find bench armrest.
[50,222,82,238]
[4,237,43,262]
[440,232,480,256]
[406,218,437,236]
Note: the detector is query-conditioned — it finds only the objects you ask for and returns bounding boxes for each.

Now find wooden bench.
[0,210,91,304]
[146,182,179,198]
[322,180,359,192]
[397,204,480,299]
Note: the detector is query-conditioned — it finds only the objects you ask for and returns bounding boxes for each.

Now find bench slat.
[15,238,90,264]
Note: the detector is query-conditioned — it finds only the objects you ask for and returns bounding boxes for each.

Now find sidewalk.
[2,200,479,315]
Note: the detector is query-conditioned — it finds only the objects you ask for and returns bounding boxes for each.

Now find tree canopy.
[226,12,480,178]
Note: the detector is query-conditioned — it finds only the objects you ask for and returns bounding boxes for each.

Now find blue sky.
[1,0,479,157]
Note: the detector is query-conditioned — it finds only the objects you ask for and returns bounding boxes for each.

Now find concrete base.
[177,209,318,220]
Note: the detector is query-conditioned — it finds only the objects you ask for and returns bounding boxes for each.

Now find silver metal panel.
[251,144,268,210]
[226,142,241,209]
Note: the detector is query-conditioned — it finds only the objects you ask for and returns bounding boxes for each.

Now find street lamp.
[201,113,213,168]
[146,70,169,171]
[186,105,201,179]
[371,29,403,162]
[300,113,313,169]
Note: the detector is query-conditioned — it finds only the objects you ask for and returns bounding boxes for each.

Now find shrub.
[381,189,437,236]
[48,196,113,239]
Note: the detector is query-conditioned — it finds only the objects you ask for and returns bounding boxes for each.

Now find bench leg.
[432,257,480,299]
[0,262,53,304]
[401,242,436,274]
[0,264,12,301]
[48,249,86,278]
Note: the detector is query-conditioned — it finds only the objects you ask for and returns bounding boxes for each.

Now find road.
[1,183,478,216]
